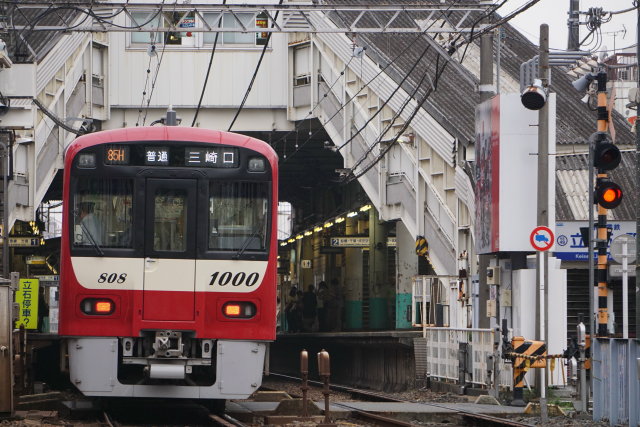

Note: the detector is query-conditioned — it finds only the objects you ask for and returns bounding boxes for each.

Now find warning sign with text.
[15,278,39,330]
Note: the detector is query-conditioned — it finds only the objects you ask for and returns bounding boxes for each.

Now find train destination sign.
[184,148,239,168]
[103,145,240,167]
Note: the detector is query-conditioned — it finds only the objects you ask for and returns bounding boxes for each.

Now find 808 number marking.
[98,273,127,284]
[209,271,260,287]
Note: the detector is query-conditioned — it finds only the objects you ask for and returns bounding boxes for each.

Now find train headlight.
[248,157,266,172]
[222,301,256,318]
[81,298,115,315]
[77,153,96,169]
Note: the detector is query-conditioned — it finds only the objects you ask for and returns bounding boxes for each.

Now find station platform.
[271,330,425,392]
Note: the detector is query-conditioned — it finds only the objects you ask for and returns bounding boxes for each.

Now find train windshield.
[209,181,269,251]
[73,178,134,249]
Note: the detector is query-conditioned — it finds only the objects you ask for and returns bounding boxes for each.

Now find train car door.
[143,178,197,321]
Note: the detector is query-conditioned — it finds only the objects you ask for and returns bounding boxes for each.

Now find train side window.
[73,178,134,249]
[208,182,268,251]
[153,189,188,252]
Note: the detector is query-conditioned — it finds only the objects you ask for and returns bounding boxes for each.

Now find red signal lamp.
[595,182,623,209]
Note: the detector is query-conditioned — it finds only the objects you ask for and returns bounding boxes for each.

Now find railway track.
[266,372,534,427]
[208,413,248,427]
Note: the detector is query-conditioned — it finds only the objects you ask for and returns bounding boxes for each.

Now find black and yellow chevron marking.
[511,337,547,388]
[415,236,429,257]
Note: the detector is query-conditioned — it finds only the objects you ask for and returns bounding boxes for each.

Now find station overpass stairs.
[297,32,477,276]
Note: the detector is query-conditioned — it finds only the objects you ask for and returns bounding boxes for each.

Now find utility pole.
[568,0,580,51]
[536,24,549,423]
[0,140,9,278]
[478,31,494,329]
[635,0,640,343]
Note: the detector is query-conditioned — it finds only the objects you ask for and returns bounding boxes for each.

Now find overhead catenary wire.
[278,0,484,163]
[334,0,494,155]
[228,0,284,132]
[192,0,226,127]
[450,0,541,52]
[347,57,449,183]
[342,0,531,182]
[294,0,498,164]
[270,55,356,159]
[136,43,156,127]
[335,42,433,153]
[142,2,174,126]
[345,53,437,176]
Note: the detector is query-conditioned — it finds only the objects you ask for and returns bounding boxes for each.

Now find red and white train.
[59,126,278,408]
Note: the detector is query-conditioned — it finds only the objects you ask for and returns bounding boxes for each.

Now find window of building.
[130,11,196,46]
[203,12,269,46]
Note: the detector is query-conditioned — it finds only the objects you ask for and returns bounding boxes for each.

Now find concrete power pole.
[536,24,550,422]
[478,32,495,330]
[636,0,640,348]
[568,0,580,51]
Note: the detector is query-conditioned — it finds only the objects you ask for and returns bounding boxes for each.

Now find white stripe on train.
[70,257,268,292]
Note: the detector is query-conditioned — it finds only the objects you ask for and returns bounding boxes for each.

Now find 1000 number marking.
[209,272,260,287]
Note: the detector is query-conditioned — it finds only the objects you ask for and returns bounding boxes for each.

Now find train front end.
[59,127,278,402]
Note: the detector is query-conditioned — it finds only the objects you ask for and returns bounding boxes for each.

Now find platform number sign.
[530,226,554,251]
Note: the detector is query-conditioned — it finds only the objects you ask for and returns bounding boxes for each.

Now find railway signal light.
[595,181,623,209]
[591,132,623,210]
[593,141,621,170]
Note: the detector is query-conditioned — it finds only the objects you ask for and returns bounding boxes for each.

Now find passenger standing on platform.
[302,285,317,332]
[317,281,330,331]
[329,278,343,331]
[285,285,300,332]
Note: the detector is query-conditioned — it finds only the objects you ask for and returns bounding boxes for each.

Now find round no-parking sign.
[530,226,554,251]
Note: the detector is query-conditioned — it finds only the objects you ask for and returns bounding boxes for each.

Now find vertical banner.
[475,94,555,253]
[475,96,500,253]
[15,278,39,330]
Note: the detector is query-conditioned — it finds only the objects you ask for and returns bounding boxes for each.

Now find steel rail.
[267,372,534,427]
[209,414,246,427]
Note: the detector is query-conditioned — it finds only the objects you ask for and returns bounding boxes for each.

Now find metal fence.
[593,338,640,427]
[414,327,513,389]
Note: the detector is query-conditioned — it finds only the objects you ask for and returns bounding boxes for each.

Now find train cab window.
[73,178,133,249]
[153,189,188,252]
[208,182,268,251]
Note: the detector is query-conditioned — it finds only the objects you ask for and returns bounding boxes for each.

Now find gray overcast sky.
[500,0,637,54]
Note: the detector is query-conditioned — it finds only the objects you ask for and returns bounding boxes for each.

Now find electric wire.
[142,1,174,126]
[270,55,355,159]
[278,0,479,163]
[142,38,167,125]
[192,0,226,127]
[336,0,507,181]
[329,3,459,153]
[450,0,541,52]
[227,0,284,132]
[135,44,155,127]
[348,57,449,183]
[334,42,432,153]
[346,54,436,177]
[330,0,500,174]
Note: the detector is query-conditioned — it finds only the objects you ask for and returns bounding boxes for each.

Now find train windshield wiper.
[233,223,264,260]
[80,221,104,256]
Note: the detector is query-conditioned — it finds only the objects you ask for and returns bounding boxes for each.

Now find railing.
[414,328,513,389]
[412,277,512,388]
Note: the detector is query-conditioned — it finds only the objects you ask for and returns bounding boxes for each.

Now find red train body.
[59,127,277,402]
